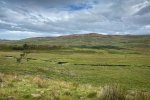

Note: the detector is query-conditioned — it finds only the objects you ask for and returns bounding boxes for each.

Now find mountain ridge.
[0,33,150,49]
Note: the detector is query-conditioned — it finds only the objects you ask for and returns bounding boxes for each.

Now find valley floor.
[0,48,150,99]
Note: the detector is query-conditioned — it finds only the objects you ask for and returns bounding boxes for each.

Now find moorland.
[0,33,150,100]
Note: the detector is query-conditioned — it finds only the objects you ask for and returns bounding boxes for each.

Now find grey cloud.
[0,0,150,39]
[124,6,150,26]
[136,5,150,15]
[132,14,150,25]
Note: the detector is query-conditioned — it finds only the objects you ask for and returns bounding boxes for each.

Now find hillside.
[0,33,150,49]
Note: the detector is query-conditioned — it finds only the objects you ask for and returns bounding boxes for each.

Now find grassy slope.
[1,33,150,48]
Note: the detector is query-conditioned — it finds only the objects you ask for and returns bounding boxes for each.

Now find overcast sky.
[0,0,150,40]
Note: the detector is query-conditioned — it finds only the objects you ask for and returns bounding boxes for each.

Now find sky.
[0,0,150,40]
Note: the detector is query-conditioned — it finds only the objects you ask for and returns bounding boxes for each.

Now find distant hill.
[0,33,150,49]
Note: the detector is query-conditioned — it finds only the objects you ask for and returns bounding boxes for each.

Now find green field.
[0,34,150,99]
[0,47,150,100]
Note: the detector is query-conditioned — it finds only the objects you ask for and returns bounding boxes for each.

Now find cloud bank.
[0,0,150,39]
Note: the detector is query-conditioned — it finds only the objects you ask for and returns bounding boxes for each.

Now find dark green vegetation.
[0,33,150,99]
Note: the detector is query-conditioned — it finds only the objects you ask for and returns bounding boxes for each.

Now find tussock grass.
[98,85,125,100]
[126,91,150,100]
[32,76,49,88]
[0,73,150,100]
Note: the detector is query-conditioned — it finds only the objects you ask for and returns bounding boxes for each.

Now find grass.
[0,73,99,99]
[0,73,150,100]
[0,47,150,99]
